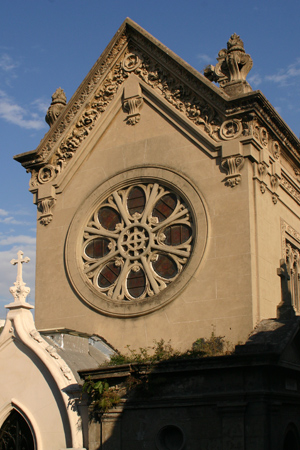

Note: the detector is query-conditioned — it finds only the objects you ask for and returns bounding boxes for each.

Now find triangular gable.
[14,18,300,225]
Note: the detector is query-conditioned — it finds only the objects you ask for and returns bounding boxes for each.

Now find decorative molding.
[122,52,142,72]
[257,162,267,194]
[221,155,244,187]
[272,141,280,159]
[37,164,57,184]
[280,171,300,206]
[35,33,128,164]
[270,174,280,204]
[38,196,56,225]
[219,119,242,140]
[135,55,222,141]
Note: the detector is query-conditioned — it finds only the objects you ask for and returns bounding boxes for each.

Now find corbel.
[34,184,57,226]
[220,139,244,187]
[122,74,143,125]
[256,147,269,194]
[270,159,281,204]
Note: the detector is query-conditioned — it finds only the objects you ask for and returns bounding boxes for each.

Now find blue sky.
[0,0,300,317]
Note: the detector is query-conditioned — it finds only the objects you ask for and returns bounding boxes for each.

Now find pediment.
[16,19,230,183]
[14,18,300,225]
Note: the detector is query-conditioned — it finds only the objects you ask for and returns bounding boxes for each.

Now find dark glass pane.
[85,238,110,258]
[153,194,177,222]
[164,224,192,246]
[0,410,34,450]
[152,254,177,279]
[127,187,146,215]
[98,261,121,287]
[98,207,121,231]
[127,269,146,298]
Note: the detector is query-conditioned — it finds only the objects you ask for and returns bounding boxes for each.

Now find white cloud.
[0,216,31,225]
[31,97,49,114]
[0,235,36,246]
[265,58,300,87]
[0,209,8,217]
[0,53,19,72]
[197,53,213,65]
[0,90,46,130]
[248,73,262,87]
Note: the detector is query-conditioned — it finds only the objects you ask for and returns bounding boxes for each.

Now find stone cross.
[277,258,295,320]
[10,250,30,285]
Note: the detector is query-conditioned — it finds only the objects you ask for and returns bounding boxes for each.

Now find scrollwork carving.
[272,141,280,159]
[38,197,56,225]
[204,34,253,94]
[220,119,242,140]
[134,56,221,140]
[122,53,142,72]
[38,164,57,184]
[221,155,244,187]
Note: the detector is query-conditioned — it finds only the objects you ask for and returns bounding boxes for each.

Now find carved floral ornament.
[65,168,208,317]
[29,46,282,196]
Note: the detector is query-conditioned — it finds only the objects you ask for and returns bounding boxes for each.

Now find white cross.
[10,250,30,284]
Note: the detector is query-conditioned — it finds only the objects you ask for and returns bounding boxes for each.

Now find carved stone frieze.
[221,155,244,187]
[34,33,128,165]
[281,172,300,205]
[38,196,56,225]
[134,55,221,141]
[29,46,226,189]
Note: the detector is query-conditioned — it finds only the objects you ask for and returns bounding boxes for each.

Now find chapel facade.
[14,19,300,352]
[1,18,300,450]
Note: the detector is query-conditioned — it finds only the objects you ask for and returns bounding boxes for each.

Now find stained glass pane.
[153,194,177,222]
[127,187,146,215]
[164,224,192,246]
[85,238,110,258]
[127,269,146,298]
[152,254,177,279]
[98,262,121,287]
[98,207,121,231]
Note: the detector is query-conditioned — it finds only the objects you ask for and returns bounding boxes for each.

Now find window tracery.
[82,182,193,301]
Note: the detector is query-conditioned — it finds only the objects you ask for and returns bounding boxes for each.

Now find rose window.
[82,182,194,301]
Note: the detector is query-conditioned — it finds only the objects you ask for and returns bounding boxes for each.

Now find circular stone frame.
[65,166,208,317]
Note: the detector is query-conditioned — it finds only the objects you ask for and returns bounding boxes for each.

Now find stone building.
[1,18,300,450]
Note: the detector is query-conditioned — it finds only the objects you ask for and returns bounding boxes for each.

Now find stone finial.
[204,34,253,96]
[9,250,31,304]
[45,87,67,127]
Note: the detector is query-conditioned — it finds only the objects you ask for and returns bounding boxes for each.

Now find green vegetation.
[82,333,232,413]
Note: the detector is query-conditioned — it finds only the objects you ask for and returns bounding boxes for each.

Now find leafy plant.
[82,378,120,413]
[83,334,232,413]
